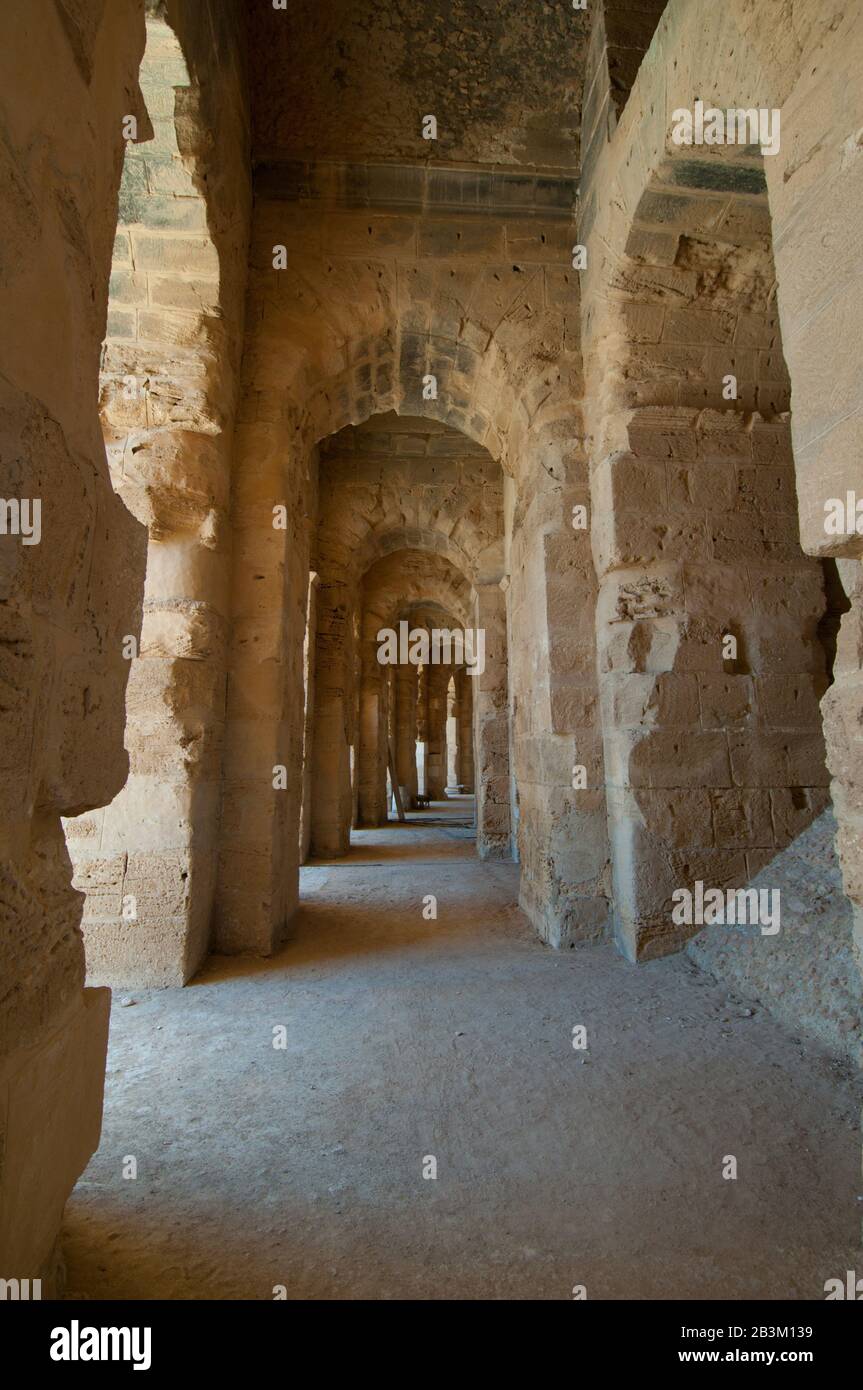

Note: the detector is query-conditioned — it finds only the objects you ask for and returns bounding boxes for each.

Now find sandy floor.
[64,799,861,1300]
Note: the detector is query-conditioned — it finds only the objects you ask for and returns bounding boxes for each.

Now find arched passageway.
[2,0,861,1308]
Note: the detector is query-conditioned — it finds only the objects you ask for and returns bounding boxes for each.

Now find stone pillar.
[299,574,319,865]
[309,576,354,858]
[66,12,251,983]
[455,667,475,792]
[357,640,389,826]
[765,29,863,987]
[395,664,419,808]
[591,412,830,963]
[506,428,609,947]
[473,583,512,859]
[425,665,450,800]
[416,666,429,796]
[216,423,313,946]
[446,677,459,790]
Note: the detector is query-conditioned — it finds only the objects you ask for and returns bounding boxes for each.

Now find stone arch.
[63,3,251,988]
[316,412,506,591]
[215,165,608,953]
[310,541,479,861]
[355,552,474,829]
[246,199,539,473]
[581,0,863,549]
[311,414,501,852]
[355,549,511,861]
[579,0,862,961]
[214,382,510,954]
[357,527,479,589]
[362,552,474,631]
[396,603,471,809]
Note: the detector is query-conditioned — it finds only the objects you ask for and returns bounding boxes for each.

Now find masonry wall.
[579,0,860,971]
[0,0,148,1287]
[65,1,252,987]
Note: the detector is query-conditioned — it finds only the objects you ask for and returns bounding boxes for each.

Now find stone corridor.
[2,0,862,1308]
[63,807,859,1301]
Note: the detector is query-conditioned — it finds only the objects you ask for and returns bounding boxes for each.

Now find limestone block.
[631,787,714,848]
[549,683,600,733]
[606,512,711,569]
[711,788,775,849]
[605,671,700,728]
[770,787,832,846]
[756,674,826,728]
[625,728,732,789]
[626,407,700,461]
[140,604,225,662]
[698,674,755,729]
[600,617,687,676]
[728,730,830,789]
[667,464,738,512]
[116,431,229,532]
[72,854,127,920]
[83,917,195,990]
[123,849,192,919]
[130,232,219,276]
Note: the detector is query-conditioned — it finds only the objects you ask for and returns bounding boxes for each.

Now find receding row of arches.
[57,3,862,1015]
[3,0,862,1292]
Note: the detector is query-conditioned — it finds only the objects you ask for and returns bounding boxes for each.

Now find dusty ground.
[64,800,861,1300]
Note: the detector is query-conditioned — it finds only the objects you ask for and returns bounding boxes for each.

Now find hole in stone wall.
[816,557,851,686]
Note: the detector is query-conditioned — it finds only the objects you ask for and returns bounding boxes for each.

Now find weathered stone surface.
[4,0,862,1292]
[0,0,147,1283]
[65,5,251,988]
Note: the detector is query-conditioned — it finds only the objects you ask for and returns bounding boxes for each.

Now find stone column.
[425,664,450,800]
[416,665,430,796]
[455,667,475,792]
[591,412,829,963]
[299,575,319,865]
[66,15,251,984]
[446,677,459,791]
[356,639,389,826]
[473,583,512,859]
[395,664,419,808]
[309,575,355,858]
